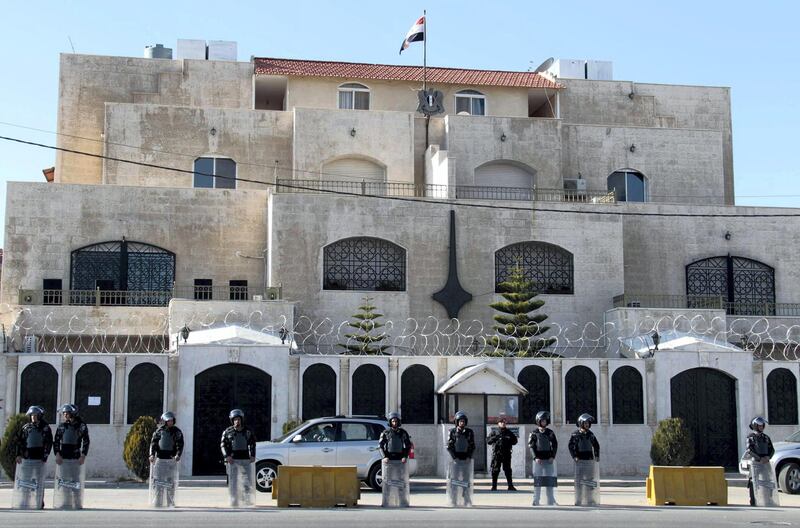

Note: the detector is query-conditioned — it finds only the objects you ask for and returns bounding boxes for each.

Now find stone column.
[167,354,179,413]
[503,357,515,377]
[752,361,765,417]
[287,356,300,422]
[4,355,19,424]
[388,358,400,413]
[113,356,126,425]
[61,355,74,405]
[339,357,350,415]
[645,359,657,426]
[599,360,610,425]
[552,360,563,425]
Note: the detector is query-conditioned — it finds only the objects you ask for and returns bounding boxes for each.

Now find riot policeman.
[53,404,90,509]
[528,410,558,506]
[446,411,476,506]
[13,406,52,509]
[148,411,184,507]
[569,413,600,506]
[487,416,518,491]
[220,409,257,507]
[746,416,778,507]
[379,412,412,507]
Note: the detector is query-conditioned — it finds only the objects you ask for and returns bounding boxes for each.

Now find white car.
[739,429,800,494]
[255,416,417,492]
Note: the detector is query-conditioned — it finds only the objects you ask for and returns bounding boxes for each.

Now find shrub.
[123,416,157,481]
[1,413,28,480]
[650,417,695,466]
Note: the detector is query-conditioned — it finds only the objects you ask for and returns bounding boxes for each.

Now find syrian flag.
[399,15,425,54]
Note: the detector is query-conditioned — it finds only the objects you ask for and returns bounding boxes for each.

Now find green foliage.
[488,265,556,357]
[339,297,390,354]
[282,420,301,434]
[650,417,695,466]
[0,414,27,480]
[123,416,157,481]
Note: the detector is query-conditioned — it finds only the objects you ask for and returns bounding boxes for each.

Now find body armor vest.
[158,431,175,452]
[387,431,404,454]
[577,434,593,453]
[62,426,79,446]
[753,435,770,457]
[26,428,44,449]
[232,431,248,451]
[534,432,552,452]
[454,434,468,454]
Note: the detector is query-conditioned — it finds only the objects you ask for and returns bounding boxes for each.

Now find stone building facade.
[0,47,798,479]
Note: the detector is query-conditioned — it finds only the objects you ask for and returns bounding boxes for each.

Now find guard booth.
[437,363,528,475]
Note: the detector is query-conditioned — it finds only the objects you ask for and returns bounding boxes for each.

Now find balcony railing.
[276,179,616,203]
[613,294,800,317]
[24,285,264,307]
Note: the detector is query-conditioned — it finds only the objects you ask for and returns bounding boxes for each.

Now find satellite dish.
[533,57,554,73]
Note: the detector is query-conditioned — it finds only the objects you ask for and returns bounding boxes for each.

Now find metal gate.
[670,368,737,468]
[193,364,271,475]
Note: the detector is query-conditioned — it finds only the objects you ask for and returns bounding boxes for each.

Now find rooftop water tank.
[144,44,173,59]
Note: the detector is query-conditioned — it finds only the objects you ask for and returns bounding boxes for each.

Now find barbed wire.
[2,303,798,360]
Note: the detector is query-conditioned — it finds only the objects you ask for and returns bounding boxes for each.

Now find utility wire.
[3,133,800,218]
[1,120,796,200]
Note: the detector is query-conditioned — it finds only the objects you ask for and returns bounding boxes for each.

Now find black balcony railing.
[276,179,616,203]
[612,294,800,317]
[30,285,264,307]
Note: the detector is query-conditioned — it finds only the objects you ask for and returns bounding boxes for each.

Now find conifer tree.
[489,264,556,357]
[340,296,390,354]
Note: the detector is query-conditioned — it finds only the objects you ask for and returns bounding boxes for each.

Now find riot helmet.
[577,413,595,429]
[229,408,245,425]
[26,405,45,418]
[453,411,468,427]
[59,403,78,417]
[387,411,402,428]
[160,411,177,425]
[750,416,768,431]
[535,410,551,426]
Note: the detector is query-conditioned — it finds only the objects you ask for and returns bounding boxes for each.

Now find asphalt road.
[1,505,797,528]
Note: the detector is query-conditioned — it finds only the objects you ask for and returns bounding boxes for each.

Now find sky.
[0,0,798,247]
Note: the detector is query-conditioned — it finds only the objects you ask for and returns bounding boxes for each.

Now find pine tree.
[339,296,390,354]
[489,264,556,357]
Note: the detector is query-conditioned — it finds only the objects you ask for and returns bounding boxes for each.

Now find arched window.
[352,364,386,416]
[302,363,337,420]
[517,365,550,423]
[612,366,644,424]
[455,90,486,116]
[338,83,370,110]
[127,363,164,424]
[19,362,58,423]
[322,157,386,182]
[607,169,646,202]
[401,364,435,424]
[565,366,597,424]
[75,362,112,424]
[495,242,573,294]
[458,160,536,200]
[193,157,236,189]
[70,240,175,306]
[767,368,798,425]
[686,256,775,315]
[323,237,406,291]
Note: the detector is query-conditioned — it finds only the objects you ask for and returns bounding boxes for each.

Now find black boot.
[507,475,516,491]
[491,476,498,491]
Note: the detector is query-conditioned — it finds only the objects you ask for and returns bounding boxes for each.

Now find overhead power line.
[2,133,800,218]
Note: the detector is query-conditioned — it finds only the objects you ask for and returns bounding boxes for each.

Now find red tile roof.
[254,58,562,89]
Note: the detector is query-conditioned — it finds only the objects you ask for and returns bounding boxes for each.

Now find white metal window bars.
[454,90,486,116]
[338,83,370,110]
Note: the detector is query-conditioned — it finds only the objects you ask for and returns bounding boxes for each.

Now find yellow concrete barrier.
[272,465,360,507]
[646,466,728,506]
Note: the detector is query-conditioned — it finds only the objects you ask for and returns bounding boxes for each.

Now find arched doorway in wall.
[193,364,272,475]
[670,367,737,467]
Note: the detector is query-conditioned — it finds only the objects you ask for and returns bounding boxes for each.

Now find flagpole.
[423,9,427,91]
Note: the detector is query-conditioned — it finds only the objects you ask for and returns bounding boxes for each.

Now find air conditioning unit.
[252,295,264,301]
[627,301,641,308]
[18,289,39,305]
[266,286,282,300]
[563,178,587,192]
[23,335,37,353]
